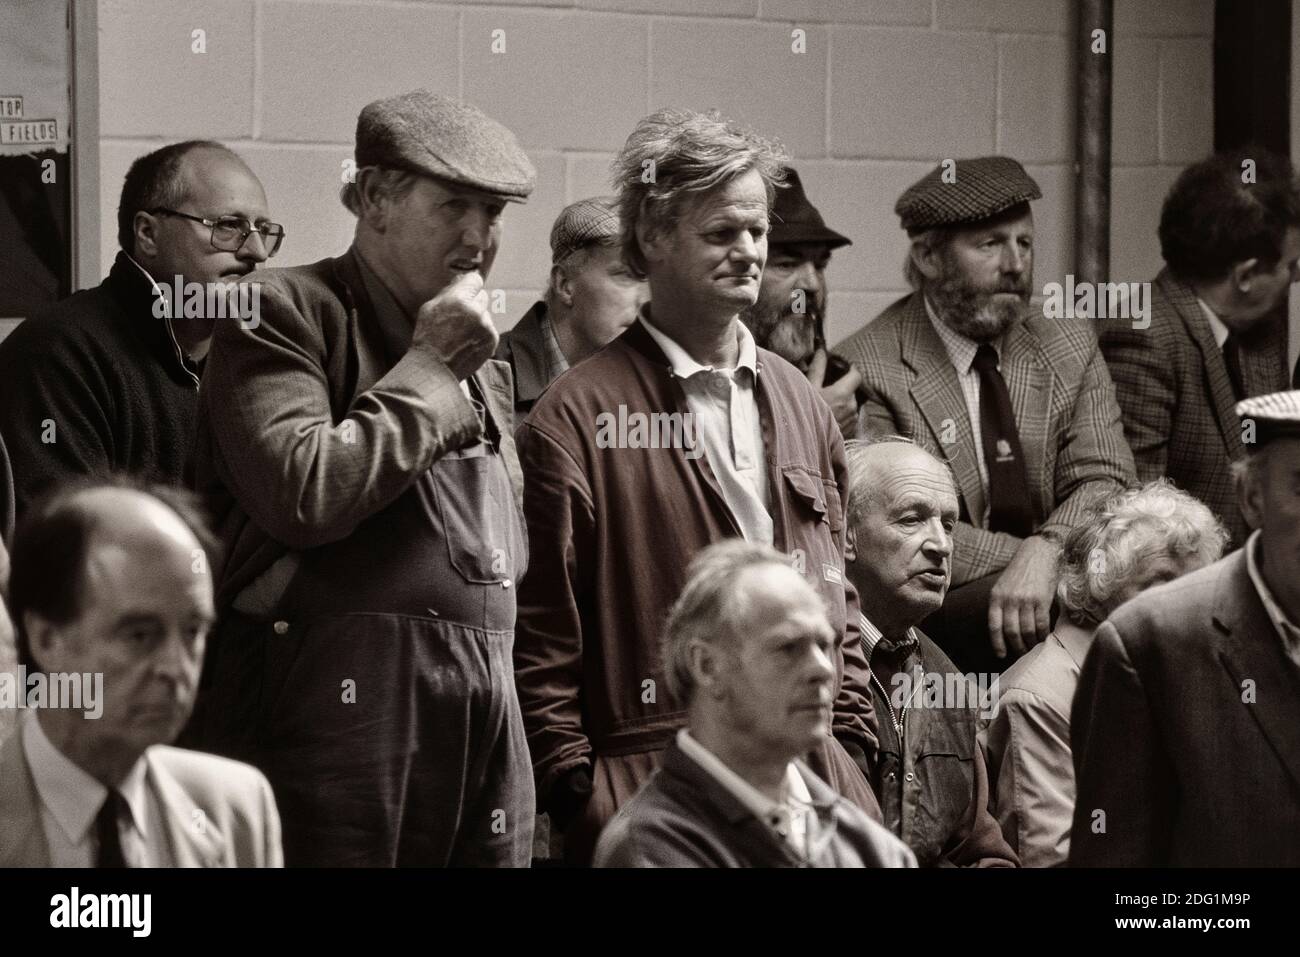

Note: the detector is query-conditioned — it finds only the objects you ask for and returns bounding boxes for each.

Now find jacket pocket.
[430,445,528,585]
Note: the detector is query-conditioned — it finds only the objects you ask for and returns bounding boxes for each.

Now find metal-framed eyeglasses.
[149,207,286,257]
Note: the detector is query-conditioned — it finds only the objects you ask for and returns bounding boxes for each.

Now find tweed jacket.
[0,733,283,867]
[836,293,1136,585]
[1099,269,1289,546]
[1069,549,1300,866]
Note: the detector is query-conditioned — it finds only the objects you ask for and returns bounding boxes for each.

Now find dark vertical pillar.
[1214,0,1290,153]
[1075,0,1113,284]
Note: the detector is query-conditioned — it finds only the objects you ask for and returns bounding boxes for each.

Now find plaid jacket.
[1099,269,1289,547]
[835,293,1135,586]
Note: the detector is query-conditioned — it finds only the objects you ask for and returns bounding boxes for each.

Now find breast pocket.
[430,444,528,585]
[912,709,977,855]
[781,466,848,617]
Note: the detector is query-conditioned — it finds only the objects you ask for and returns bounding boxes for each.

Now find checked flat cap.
[895,156,1041,233]
[355,89,536,201]
[550,196,621,264]
[1238,390,1300,448]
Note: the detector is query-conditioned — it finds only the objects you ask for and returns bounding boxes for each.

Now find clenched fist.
[411,271,499,381]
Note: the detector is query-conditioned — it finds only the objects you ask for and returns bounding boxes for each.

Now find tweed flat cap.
[355,89,536,201]
[770,168,851,249]
[895,156,1041,233]
[550,196,621,264]
[1238,390,1300,448]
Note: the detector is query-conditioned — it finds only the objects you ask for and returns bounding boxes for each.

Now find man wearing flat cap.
[836,156,1134,674]
[740,168,863,439]
[190,89,537,866]
[1070,391,1300,866]
[496,196,646,420]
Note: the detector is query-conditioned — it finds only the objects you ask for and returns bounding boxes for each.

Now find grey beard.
[927,273,1028,342]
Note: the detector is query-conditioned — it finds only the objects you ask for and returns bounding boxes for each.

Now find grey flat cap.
[550,196,621,264]
[355,89,536,201]
[896,156,1041,233]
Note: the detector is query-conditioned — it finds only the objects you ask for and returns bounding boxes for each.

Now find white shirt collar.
[639,308,758,380]
[1195,297,1232,349]
[676,728,808,821]
[22,709,150,846]
[1244,529,1300,652]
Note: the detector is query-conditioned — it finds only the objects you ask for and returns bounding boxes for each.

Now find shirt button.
[273,620,289,635]
[501,578,513,589]
[904,771,915,782]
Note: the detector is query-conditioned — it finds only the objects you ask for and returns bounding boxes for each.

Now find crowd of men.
[0,88,1297,868]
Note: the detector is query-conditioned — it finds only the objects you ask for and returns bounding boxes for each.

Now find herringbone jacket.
[835,292,1135,586]
[1099,269,1289,546]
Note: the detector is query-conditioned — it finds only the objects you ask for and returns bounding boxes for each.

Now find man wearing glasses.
[0,140,276,517]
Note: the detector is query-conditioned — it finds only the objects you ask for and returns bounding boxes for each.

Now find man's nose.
[461,210,494,251]
[731,231,762,264]
[809,641,835,680]
[237,229,270,264]
[792,261,824,298]
[922,519,953,558]
[150,633,196,685]
[1000,242,1026,275]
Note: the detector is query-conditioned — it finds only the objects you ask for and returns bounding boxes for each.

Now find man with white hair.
[594,540,914,868]
[981,480,1226,866]
[515,108,880,865]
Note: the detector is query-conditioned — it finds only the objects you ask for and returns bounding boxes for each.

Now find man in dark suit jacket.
[837,157,1135,672]
[1100,151,1298,546]
[1070,391,1300,867]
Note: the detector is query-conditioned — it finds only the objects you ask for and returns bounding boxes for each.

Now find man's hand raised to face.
[412,271,499,381]
[807,348,863,439]
[987,534,1060,659]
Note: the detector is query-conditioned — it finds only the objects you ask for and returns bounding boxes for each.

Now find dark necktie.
[1222,333,1245,401]
[95,790,129,868]
[972,344,1035,538]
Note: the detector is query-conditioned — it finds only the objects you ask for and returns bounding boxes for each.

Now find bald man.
[843,439,1016,867]
[0,481,281,867]
[0,141,278,517]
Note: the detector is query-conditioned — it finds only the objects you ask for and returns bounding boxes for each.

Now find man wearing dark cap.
[496,196,646,419]
[836,156,1134,673]
[191,89,537,866]
[1100,150,1299,547]
[1070,391,1300,866]
[740,168,861,438]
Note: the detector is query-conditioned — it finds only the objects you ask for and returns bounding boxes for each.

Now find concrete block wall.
[96,0,1214,347]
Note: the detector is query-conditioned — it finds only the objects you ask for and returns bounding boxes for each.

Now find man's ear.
[687,639,727,699]
[1237,462,1267,532]
[133,211,162,261]
[1230,257,1262,294]
[636,219,665,268]
[844,524,858,565]
[23,612,68,674]
[355,169,392,232]
[552,264,575,309]
[910,238,942,282]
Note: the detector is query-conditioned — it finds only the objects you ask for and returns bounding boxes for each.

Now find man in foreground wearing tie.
[1100,149,1299,547]
[0,481,281,867]
[836,157,1135,673]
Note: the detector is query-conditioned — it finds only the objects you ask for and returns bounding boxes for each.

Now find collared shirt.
[640,309,773,545]
[859,612,923,733]
[21,710,170,867]
[676,728,812,856]
[1244,530,1300,670]
[1196,297,1231,349]
[925,297,997,510]
[538,312,570,385]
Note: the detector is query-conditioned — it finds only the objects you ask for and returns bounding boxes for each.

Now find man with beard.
[740,169,861,438]
[836,157,1134,673]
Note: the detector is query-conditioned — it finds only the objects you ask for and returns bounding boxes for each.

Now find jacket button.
[904,771,915,782]
[501,578,513,589]
[273,620,289,635]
